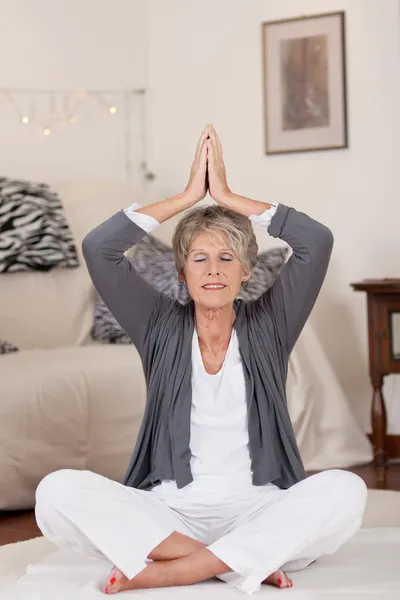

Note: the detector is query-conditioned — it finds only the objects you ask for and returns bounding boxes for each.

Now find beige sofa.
[0,181,373,511]
[0,181,150,510]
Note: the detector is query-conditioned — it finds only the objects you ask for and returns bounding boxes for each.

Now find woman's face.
[182,231,248,307]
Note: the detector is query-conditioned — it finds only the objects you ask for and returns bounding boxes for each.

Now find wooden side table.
[351,279,400,488]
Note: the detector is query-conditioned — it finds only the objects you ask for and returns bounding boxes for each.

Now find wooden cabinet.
[351,279,400,488]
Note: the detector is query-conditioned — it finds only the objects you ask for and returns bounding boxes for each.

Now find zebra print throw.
[0,177,79,273]
[91,233,289,344]
[0,339,19,354]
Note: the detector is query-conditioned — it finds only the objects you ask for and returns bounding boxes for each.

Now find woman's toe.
[103,566,128,594]
[263,568,291,588]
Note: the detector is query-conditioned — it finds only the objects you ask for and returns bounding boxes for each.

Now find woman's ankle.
[147,531,206,561]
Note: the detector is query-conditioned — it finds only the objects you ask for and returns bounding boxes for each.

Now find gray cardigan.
[82,203,334,491]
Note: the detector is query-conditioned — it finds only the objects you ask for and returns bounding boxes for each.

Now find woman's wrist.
[180,189,201,208]
[219,192,272,217]
[217,190,235,207]
[133,192,197,224]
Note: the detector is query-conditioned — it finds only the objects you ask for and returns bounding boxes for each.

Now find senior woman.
[35,125,367,595]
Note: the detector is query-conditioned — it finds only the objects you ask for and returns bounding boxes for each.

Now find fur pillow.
[0,339,19,354]
[0,177,79,273]
[92,234,289,344]
[92,295,132,345]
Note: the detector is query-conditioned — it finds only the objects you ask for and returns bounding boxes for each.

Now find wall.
[146,0,400,433]
[0,0,149,184]
[1,0,400,435]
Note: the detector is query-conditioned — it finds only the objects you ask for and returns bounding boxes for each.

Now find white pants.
[34,468,367,595]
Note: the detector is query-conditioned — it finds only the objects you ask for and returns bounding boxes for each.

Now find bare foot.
[102,564,293,594]
[262,568,293,589]
[103,566,130,594]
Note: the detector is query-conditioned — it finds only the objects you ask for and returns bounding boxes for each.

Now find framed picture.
[262,11,348,154]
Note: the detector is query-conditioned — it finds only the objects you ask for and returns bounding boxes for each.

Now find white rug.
[1,490,400,599]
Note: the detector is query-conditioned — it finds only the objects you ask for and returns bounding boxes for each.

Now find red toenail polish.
[104,589,109,594]
[278,578,282,585]
[109,578,116,585]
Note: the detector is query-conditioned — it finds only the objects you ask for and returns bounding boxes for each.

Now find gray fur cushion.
[0,339,19,354]
[92,295,132,345]
[92,234,289,344]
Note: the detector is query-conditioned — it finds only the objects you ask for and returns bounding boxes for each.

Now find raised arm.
[82,209,169,351]
[82,126,210,351]
[205,125,334,355]
[213,191,333,353]
[260,203,334,354]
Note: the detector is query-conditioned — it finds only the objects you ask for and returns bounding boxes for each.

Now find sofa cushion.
[0,178,79,273]
[92,294,131,344]
[0,344,146,510]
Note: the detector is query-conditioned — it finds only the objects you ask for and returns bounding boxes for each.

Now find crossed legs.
[35,469,367,596]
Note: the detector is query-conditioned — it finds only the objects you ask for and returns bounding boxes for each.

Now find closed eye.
[194,257,232,262]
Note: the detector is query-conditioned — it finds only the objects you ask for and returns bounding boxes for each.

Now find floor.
[1,463,399,548]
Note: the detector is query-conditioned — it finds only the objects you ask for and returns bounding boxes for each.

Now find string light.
[0,88,131,131]
[0,87,153,182]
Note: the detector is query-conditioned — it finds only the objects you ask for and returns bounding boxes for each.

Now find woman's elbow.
[82,230,95,252]
[318,225,334,253]
[81,231,98,265]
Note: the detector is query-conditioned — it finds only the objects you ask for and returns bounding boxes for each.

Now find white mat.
[1,528,400,599]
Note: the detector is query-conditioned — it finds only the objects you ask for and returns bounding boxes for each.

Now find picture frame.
[261,11,348,155]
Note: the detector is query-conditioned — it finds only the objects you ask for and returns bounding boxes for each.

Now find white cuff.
[248,203,278,231]
[123,203,160,234]
[123,202,278,235]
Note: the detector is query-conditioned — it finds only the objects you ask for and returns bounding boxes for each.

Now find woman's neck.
[194,304,236,353]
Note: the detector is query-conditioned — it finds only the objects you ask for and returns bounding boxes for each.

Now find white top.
[190,325,251,489]
[123,201,278,499]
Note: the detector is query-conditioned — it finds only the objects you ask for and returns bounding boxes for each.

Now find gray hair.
[172,204,258,277]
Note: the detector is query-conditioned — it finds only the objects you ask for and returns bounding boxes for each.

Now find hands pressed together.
[184,124,232,206]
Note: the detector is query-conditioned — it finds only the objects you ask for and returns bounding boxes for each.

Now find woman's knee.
[35,469,91,513]
[314,469,368,519]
